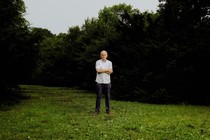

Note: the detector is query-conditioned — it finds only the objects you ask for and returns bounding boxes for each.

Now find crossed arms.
[96,68,113,74]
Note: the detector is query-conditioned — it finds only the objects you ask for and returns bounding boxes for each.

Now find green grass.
[0,85,210,140]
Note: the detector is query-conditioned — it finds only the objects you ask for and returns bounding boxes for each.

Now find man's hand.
[105,69,113,74]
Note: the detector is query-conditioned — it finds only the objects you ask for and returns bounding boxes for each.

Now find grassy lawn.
[0,85,210,140]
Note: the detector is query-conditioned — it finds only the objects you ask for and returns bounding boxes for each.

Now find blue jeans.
[95,83,111,113]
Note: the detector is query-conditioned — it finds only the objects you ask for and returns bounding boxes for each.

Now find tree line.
[1,0,210,105]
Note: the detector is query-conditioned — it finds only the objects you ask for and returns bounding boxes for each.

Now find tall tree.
[158,0,210,104]
[0,0,29,95]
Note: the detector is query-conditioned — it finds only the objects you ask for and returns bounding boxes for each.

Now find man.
[94,50,113,115]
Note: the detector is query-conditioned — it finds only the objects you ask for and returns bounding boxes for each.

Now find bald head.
[100,50,107,55]
[100,50,108,61]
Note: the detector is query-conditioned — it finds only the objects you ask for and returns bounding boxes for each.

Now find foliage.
[0,0,30,95]
[157,0,210,104]
[28,2,210,104]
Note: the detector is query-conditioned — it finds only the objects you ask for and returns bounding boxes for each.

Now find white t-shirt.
[95,59,112,84]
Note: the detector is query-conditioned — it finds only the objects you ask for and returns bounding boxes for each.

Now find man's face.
[101,51,108,61]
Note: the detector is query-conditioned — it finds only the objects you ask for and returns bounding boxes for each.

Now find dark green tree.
[0,0,30,97]
[158,0,210,104]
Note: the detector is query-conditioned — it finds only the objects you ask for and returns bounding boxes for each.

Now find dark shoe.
[93,112,99,116]
[107,111,111,115]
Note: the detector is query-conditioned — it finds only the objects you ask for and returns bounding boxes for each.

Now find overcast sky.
[24,0,159,34]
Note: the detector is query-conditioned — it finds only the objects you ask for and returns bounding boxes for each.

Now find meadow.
[0,85,210,140]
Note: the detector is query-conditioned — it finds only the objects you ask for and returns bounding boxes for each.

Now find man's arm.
[106,68,113,74]
[96,68,113,74]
